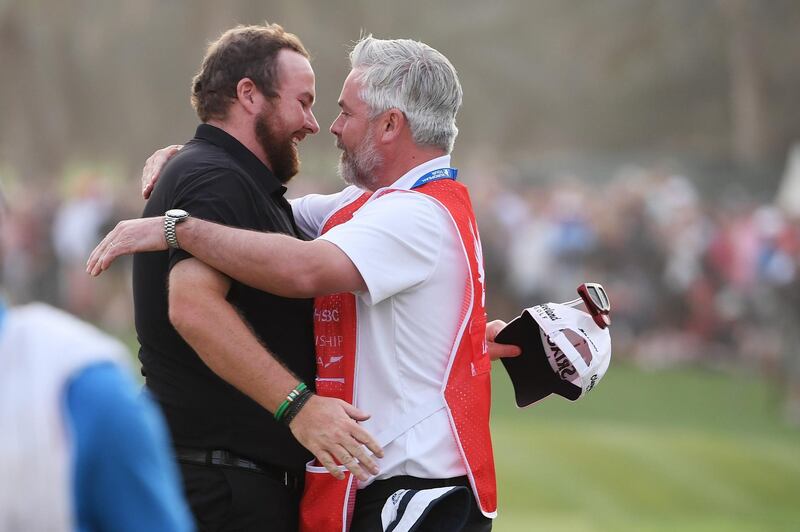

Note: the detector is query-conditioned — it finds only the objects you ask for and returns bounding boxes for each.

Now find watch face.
[166,209,189,219]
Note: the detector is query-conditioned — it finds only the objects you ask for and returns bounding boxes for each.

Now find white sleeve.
[290,186,363,238]
[319,191,448,306]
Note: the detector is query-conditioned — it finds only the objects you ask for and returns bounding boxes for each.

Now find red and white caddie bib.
[299,176,496,531]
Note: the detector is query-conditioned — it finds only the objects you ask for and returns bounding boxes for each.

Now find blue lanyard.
[411,167,458,189]
[0,300,6,336]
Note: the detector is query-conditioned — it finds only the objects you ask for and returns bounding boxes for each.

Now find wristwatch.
[164,209,190,249]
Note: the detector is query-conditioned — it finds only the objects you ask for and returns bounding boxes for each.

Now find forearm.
[172,293,299,412]
[169,259,302,412]
[88,214,364,295]
[177,217,365,297]
[167,259,381,481]
[177,217,320,297]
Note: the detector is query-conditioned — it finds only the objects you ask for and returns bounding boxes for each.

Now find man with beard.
[91,36,499,530]
[130,24,382,531]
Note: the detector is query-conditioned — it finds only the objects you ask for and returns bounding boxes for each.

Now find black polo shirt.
[133,124,315,471]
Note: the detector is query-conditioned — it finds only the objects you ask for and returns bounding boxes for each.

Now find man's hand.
[142,145,183,199]
[289,395,384,481]
[86,217,166,276]
[487,319,522,360]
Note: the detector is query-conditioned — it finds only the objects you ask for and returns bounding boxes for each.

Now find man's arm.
[88,218,522,360]
[88,216,364,298]
[69,363,194,532]
[169,258,298,412]
[169,258,380,480]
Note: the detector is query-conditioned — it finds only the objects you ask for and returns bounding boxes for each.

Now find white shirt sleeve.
[319,191,450,306]
[290,186,363,238]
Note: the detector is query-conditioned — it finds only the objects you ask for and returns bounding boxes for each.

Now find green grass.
[489,363,800,531]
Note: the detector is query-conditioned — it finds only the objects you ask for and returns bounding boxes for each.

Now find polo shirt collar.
[384,155,453,191]
[194,124,286,195]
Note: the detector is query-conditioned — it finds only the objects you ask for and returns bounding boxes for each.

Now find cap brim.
[497,310,581,407]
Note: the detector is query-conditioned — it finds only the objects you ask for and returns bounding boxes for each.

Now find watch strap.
[164,216,180,249]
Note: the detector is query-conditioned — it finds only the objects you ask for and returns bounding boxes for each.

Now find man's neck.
[371,147,448,190]
[206,119,271,169]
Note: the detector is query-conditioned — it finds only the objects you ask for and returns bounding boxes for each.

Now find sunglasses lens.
[583,284,610,312]
[575,283,611,328]
[587,286,599,307]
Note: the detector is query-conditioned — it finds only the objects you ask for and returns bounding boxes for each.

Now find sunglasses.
[563,282,611,329]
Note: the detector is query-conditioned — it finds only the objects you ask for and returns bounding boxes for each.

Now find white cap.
[497,302,612,407]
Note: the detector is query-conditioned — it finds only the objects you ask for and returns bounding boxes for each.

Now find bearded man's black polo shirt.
[133,124,314,471]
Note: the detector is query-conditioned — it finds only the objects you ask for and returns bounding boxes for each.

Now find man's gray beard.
[337,133,383,190]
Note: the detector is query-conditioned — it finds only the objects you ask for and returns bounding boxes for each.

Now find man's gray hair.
[349,36,462,153]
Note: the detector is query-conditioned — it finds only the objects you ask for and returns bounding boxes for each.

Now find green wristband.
[274,401,290,422]
[275,382,308,421]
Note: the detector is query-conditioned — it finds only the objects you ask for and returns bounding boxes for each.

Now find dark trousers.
[179,462,302,532]
[350,475,492,532]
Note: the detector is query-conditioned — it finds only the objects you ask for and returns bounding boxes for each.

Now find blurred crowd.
[0,173,143,335]
[3,163,800,421]
[472,163,800,423]
[473,166,800,371]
